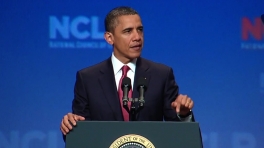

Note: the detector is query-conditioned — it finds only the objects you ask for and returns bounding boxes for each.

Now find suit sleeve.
[72,71,91,120]
[162,68,181,121]
[163,68,195,122]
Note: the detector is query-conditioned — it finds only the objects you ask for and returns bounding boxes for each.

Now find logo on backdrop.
[49,15,111,49]
[109,134,155,148]
[0,130,58,148]
[241,17,264,50]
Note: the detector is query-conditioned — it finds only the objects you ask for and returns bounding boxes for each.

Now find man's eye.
[124,30,131,33]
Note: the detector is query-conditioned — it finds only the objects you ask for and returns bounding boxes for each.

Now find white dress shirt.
[111,53,137,90]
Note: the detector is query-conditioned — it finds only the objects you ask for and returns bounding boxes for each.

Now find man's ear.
[104,32,114,45]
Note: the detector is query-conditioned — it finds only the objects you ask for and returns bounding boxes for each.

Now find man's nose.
[132,30,142,41]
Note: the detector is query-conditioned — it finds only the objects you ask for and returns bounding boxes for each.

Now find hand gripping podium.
[66,121,203,148]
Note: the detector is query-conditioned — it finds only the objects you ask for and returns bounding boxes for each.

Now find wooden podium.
[66,121,203,148]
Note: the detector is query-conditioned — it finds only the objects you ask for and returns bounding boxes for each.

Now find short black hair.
[104,6,139,33]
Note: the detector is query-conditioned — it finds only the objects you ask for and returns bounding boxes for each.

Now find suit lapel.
[97,57,151,120]
[132,57,151,98]
[98,58,123,120]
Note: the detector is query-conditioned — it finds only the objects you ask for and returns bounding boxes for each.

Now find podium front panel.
[66,121,203,148]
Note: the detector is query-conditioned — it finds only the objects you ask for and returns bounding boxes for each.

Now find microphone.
[261,14,264,24]
[137,77,147,107]
[121,77,131,107]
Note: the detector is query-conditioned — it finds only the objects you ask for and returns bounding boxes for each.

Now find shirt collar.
[111,53,137,75]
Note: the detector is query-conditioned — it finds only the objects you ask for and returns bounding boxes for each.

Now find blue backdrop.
[1,0,264,147]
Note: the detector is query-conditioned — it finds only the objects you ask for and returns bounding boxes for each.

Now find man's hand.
[60,113,85,135]
[171,94,194,116]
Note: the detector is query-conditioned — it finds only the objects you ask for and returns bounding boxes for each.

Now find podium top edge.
[76,121,200,124]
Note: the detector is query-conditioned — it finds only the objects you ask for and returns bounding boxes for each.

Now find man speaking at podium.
[60,6,195,136]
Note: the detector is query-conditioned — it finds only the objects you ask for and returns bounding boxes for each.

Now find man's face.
[106,14,144,64]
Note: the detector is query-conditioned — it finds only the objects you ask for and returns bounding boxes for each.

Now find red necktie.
[118,65,132,121]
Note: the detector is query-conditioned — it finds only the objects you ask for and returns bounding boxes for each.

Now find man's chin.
[129,52,141,59]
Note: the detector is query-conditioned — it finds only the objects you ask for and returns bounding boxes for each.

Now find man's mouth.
[130,44,142,50]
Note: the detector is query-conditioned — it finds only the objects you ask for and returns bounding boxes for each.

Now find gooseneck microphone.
[261,14,264,24]
[121,77,131,109]
[137,77,147,108]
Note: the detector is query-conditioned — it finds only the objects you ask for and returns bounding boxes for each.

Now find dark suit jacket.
[72,57,187,121]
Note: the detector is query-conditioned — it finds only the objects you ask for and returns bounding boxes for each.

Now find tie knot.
[122,65,130,76]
